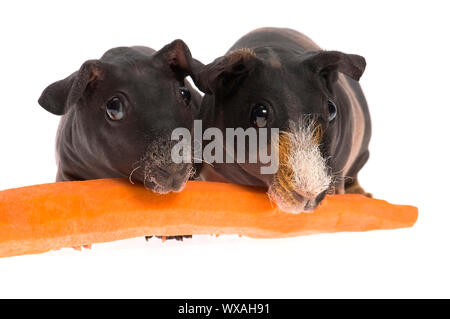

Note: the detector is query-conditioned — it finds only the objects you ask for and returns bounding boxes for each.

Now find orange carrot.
[0,179,418,258]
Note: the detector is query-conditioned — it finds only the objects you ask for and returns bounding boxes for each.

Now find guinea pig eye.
[251,104,268,128]
[106,97,124,121]
[328,100,337,122]
[179,87,191,105]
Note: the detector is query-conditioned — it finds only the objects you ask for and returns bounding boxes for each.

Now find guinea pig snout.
[290,189,328,212]
[154,164,192,186]
[134,136,194,194]
[144,162,193,194]
[267,119,332,214]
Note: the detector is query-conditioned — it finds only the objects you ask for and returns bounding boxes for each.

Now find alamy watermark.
[171,120,279,174]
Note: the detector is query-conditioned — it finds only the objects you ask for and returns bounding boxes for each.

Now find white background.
[0,0,449,298]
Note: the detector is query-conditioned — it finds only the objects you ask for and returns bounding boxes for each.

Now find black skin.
[193,27,371,211]
[39,40,202,241]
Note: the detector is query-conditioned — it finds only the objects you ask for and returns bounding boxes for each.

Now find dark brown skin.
[193,27,371,212]
[39,40,203,194]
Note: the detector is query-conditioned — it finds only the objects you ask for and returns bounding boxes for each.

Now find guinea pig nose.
[155,166,171,178]
[304,190,328,211]
[291,189,328,212]
[314,190,327,205]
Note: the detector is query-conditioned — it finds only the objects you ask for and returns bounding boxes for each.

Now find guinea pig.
[192,27,371,214]
[39,40,202,194]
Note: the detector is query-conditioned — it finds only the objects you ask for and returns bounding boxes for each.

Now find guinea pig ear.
[192,49,259,97]
[38,60,104,115]
[154,39,204,81]
[303,50,366,94]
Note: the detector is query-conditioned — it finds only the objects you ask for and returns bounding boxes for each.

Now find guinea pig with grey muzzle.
[39,40,202,194]
[193,27,372,214]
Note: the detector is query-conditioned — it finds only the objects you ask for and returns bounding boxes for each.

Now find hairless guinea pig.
[193,27,372,214]
[39,40,202,195]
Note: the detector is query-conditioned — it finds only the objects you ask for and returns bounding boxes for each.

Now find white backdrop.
[0,0,449,298]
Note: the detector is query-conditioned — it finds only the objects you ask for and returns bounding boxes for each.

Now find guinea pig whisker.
[143,177,152,191]
[330,169,353,183]
[131,159,143,168]
[266,191,275,208]
[188,165,196,178]
[192,157,214,167]
[329,167,355,184]
[330,166,345,175]
[128,166,141,185]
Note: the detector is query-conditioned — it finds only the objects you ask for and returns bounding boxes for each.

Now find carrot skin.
[0,179,418,258]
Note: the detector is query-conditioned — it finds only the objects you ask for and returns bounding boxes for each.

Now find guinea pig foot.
[166,235,192,241]
[344,179,372,197]
[71,244,91,251]
[145,235,192,242]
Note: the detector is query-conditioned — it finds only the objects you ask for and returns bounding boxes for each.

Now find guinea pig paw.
[144,235,192,242]
[71,244,91,251]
